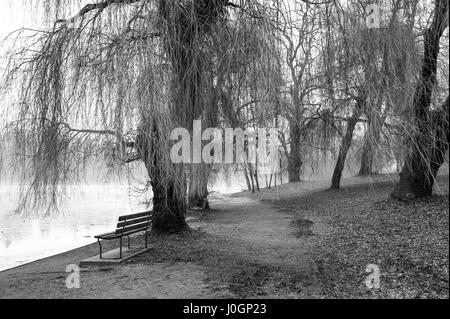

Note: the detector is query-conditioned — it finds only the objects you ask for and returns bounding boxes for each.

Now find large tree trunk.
[331,91,366,189]
[136,120,188,233]
[392,97,449,199]
[358,136,374,176]
[148,0,229,228]
[288,122,302,182]
[187,75,220,210]
[392,0,449,200]
[188,163,211,210]
[359,95,384,176]
[151,168,188,233]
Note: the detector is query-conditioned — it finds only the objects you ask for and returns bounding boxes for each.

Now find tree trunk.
[188,164,210,210]
[243,163,252,191]
[254,168,260,192]
[137,120,188,233]
[288,122,302,182]
[188,192,210,210]
[248,163,256,193]
[358,135,374,175]
[151,169,188,233]
[187,78,218,210]
[392,0,449,200]
[392,97,449,199]
[359,110,382,176]
[151,0,230,227]
[332,91,366,189]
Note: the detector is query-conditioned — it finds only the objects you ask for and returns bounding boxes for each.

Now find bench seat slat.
[118,211,151,221]
[115,221,150,234]
[96,226,149,240]
[117,216,151,228]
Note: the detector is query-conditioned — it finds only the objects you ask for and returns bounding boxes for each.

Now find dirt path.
[130,192,331,298]
[191,192,327,269]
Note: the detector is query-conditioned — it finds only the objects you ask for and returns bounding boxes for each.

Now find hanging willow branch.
[1,0,281,217]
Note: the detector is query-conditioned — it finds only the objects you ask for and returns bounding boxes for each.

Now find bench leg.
[98,239,103,259]
[127,236,130,249]
[119,237,123,259]
[145,229,148,248]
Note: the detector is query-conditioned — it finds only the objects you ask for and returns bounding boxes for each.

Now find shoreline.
[0,239,119,276]
[0,241,97,274]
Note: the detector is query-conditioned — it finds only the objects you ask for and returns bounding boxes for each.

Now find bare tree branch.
[56,0,142,25]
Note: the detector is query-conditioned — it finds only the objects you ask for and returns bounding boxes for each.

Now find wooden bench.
[95,211,152,259]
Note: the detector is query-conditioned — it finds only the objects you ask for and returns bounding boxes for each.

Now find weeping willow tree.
[215,4,284,192]
[1,0,281,232]
[391,0,449,199]
[323,0,419,188]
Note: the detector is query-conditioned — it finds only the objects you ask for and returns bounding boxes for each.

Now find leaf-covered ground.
[273,177,449,298]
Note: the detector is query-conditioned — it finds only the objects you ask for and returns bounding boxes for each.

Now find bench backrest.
[115,211,152,234]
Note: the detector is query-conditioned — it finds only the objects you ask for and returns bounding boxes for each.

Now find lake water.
[0,174,250,272]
